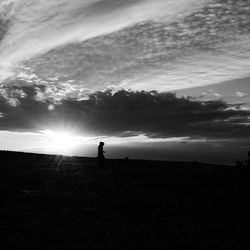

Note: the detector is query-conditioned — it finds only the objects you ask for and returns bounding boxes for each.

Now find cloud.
[234,91,248,98]
[202,89,221,98]
[0,0,207,80]
[0,86,250,140]
[3,0,248,93]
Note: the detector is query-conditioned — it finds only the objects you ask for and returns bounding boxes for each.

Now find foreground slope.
[0,151,249,249]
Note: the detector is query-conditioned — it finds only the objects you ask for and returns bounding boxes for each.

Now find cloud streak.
[0,0,206,78]
[1,0,248,93]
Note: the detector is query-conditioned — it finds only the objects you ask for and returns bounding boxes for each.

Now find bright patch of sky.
[1,130,249,164]
[0,129,204,156]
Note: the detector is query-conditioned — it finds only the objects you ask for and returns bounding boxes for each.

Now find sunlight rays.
[41,129,84,155]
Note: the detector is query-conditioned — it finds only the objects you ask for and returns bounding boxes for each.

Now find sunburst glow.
[41,129,83,155]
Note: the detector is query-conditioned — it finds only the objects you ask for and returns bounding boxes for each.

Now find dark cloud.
[0,86,250,139]
[0,85,53,131]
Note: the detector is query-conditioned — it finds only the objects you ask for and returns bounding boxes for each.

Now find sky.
[0,0,250,164]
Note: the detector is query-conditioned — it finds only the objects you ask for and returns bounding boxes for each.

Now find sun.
[42,129,82,155]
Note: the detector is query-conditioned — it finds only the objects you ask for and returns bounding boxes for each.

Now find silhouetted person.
[98,142,105,168]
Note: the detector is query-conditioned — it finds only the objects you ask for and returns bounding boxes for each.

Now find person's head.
[99,141,105,147]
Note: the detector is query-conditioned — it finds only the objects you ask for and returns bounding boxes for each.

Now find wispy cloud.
[202,89,221,98]
[0,0,250,96]
[234,91,248,98]
[0,0,206,79]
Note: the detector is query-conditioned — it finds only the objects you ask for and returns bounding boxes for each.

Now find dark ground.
[0,151,249,250]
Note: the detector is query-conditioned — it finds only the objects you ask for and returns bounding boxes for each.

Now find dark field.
[0,151,249,249]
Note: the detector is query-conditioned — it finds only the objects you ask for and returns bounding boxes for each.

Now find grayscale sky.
[0,0,250,164]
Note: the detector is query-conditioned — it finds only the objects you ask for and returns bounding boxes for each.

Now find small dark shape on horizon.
[98,141,105,168]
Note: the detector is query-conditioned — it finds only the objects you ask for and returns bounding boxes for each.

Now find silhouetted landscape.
[1,1,250,249]
[1,150,250,249]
